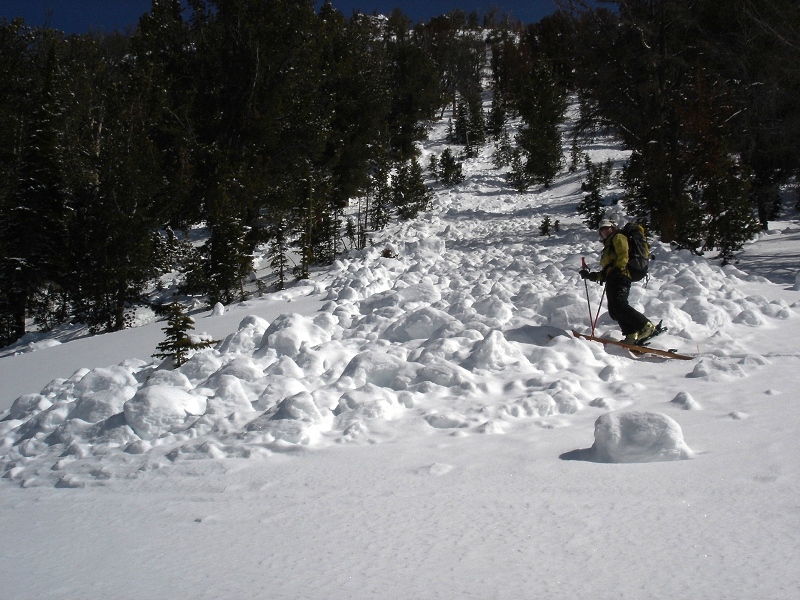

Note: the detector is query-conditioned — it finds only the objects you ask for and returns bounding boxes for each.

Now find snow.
[2,105,800,599]
[562,410,694,463]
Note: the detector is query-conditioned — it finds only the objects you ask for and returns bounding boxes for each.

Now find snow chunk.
[259,313,331,358]
[75,366,138,394]
[424,412,469,429]
[733,308,766,326]
[462,330,531,371]
[123,385,208,440]
[7,394,52,421]
[541,292,587,330]
[179,351,225,384]
[72,386,137,423]
[218,315,269,354]
[681,297,729,329]
[333,383,404,432]
[670,391,702,410]
[472,295,514,323]
[338,352,409,389]
[405,236,445,258]
[686,358,747,380]
[254,376,308,411]
[24,339,62,353]
[271,392,326,424]
[145,369,193,390]
[244,391,330,446]
[382,307,455,342]
[562,411,693,463]
[360,280,441,314]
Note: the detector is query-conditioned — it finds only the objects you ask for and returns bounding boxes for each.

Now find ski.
[571,330,694,360]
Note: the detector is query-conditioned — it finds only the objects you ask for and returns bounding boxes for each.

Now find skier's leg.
[606,274,648,336]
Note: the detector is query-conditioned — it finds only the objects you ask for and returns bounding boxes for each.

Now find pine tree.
[386,37,442,160]
[268,215,290,290]
[369,152,394,230]
[203,205,252,305]
[492,128,514,169]
[153,302,215,367]
[393,157,433,220]
[0,32,72,342]
[67,31,165,333]
[487,93,507,139]
[567,0,776,252]
[540,216,553,236]
[465,91,486,157]
[510,60,567,188]
[438,148,465,186]
[578,158,613,230]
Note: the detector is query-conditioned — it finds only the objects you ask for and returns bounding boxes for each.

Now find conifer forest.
[1,0,798,347]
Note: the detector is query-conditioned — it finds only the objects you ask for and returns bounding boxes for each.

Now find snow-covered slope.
[2,108,800,599]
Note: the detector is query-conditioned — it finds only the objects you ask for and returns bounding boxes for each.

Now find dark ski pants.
[605,273,648,335]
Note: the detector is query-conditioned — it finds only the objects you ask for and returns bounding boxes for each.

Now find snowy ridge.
[2,119,798,488]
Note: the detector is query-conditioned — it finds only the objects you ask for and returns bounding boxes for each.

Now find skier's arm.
[610,233,630,274]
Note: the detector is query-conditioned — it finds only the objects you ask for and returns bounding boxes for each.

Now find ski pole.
[592,284,606,336]
[581,257,593,333]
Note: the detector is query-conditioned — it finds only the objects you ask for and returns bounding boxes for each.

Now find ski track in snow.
[2,100,800,599]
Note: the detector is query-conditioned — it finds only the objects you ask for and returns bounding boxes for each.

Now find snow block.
[461,330,530,371]
[562,411,693,463]
[338,352,409,389]
[670,391,702,411]
[259,313,331,358]
[592,411,693,462]
[72,386,137,423]
[6,394,52,421]
[218,315,269,355]
[382,307,455,342]
[123,385,207,440]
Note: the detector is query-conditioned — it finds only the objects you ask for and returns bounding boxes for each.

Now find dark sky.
[0,0,562,34]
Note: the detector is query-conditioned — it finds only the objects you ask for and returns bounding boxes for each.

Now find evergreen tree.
[202,200,252,305]
[393,157,433,220]
[578,158,613,229]
[492,128,514,169]
[510,60,567,188]
[68,31,165,333]
[451,91,486,158]
[540,215,553,236]
[368,152,394,231]
[438,148,465,186]
[153,302,216,367]
[0,32,72,342]
[487,92,507,139]
[566,0,772,254]
[317,5,391,211]
[268,215,291,290]
[385,35,442,160]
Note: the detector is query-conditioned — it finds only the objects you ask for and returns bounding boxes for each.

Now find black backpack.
[620,222,650,281]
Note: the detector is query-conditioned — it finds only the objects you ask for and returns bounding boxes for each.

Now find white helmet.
[598,219,615,231]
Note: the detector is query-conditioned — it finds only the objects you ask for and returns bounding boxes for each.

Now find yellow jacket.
[599,232,631,281]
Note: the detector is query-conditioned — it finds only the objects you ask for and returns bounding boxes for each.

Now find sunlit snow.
[2,100,800,599]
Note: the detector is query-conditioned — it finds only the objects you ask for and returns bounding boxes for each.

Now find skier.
[580,219,656,344]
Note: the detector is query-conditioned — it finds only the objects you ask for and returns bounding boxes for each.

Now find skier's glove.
[580,269,598,282]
